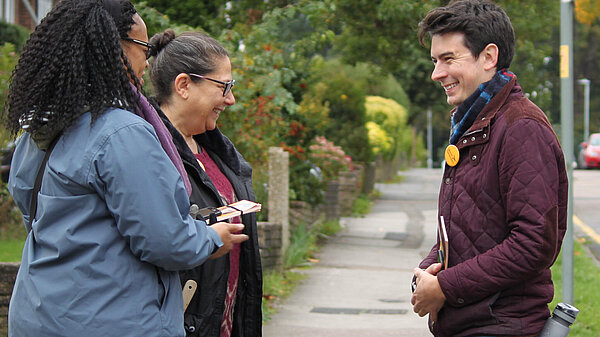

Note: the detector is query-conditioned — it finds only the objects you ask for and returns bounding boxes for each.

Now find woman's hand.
[209,222,249,259]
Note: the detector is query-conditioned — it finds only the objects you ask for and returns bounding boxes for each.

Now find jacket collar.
[469,77,520,132]
[149,98,247,177]
[453,77,520,150]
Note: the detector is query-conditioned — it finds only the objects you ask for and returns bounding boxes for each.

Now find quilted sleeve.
[438,116,566,307]
[419,243,440,270]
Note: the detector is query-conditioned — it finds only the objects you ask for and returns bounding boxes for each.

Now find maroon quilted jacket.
[419,78,568,337]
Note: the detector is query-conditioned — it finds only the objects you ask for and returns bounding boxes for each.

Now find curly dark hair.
[418,0,515,70]
[4,0,143,138]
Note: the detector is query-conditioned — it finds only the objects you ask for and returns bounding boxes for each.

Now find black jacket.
[152,99,263,337]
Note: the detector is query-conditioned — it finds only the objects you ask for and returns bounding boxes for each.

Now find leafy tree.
[306,57,371,162]
[331,0,559,163]
[132,0,220,31]
[0,43,18,146]
[573,0,600,149]
[330,0,455,164]
[575,0,600,26]
[134,3,197,38]
[500,1,557,120]
[132,0,567,166]
[132,0,305,35]
[332,0,441,112]
[0,21,30,53]
[365,96,406,161]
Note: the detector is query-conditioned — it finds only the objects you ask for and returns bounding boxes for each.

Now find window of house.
[37,0,52,22]
[1,0,15,24]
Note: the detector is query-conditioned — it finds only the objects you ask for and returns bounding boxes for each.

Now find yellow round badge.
[445,144,460,167]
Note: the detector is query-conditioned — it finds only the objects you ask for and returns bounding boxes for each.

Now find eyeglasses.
[188,73,235,97]
[122,37,156,60]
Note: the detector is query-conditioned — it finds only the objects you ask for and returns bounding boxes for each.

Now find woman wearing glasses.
[148,29,262,337]
[4,1,246,336]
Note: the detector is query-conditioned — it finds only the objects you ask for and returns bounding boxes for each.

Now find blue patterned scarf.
[449,69,515,145]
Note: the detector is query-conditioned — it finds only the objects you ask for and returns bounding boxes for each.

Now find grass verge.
[387,174,405,184]
[0,220,26,262]
[550,237,600,336]
[351,194,372,217]
[261,269,306,322]
[0,238,24,262]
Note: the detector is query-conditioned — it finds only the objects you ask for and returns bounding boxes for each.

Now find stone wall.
[322,181,340,220]
[337,166,363,216]
[362,162,376,195]
[289,200,320,229]
[267,147,289,265]
[0,262,19,335]
[257,222,282,270]
[258,165,364,270]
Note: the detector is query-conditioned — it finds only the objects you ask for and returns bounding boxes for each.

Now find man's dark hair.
[418,0,515,70]
[4,0,141,138]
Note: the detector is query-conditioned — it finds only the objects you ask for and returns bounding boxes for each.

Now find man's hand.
[209,222,248,259]
[411,263,446,321]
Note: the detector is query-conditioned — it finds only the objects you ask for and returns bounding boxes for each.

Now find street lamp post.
[560,0,574,305]
[577,78,590,142]
[427,107,432,169]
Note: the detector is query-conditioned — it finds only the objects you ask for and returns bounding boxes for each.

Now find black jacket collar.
[149,97,249,178]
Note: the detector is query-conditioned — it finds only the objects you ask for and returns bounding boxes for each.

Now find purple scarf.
[130,83,192,196]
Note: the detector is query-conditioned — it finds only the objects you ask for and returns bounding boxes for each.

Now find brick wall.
[15,0,36,30]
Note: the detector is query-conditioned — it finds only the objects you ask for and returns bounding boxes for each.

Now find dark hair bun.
[149,29,176,55]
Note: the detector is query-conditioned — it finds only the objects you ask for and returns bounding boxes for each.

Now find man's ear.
[174,73,192,100]
[481,43,499,71]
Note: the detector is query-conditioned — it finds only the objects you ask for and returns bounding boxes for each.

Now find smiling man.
[410,1,568,336]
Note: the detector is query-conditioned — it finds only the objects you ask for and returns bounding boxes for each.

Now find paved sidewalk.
[263,168,442,337]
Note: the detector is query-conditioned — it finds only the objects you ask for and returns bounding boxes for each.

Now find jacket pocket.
[156,268,167,309]
[434,292,500,335]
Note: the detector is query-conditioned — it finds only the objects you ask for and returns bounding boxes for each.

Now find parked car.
[578,133,600,169]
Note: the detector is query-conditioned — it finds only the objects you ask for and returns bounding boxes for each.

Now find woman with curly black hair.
[4,1,246,336]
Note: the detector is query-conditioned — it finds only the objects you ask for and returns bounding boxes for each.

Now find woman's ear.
[173,73,192,100]
[481,43,499,71]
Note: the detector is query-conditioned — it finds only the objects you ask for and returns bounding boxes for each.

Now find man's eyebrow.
[432,51,455,60]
